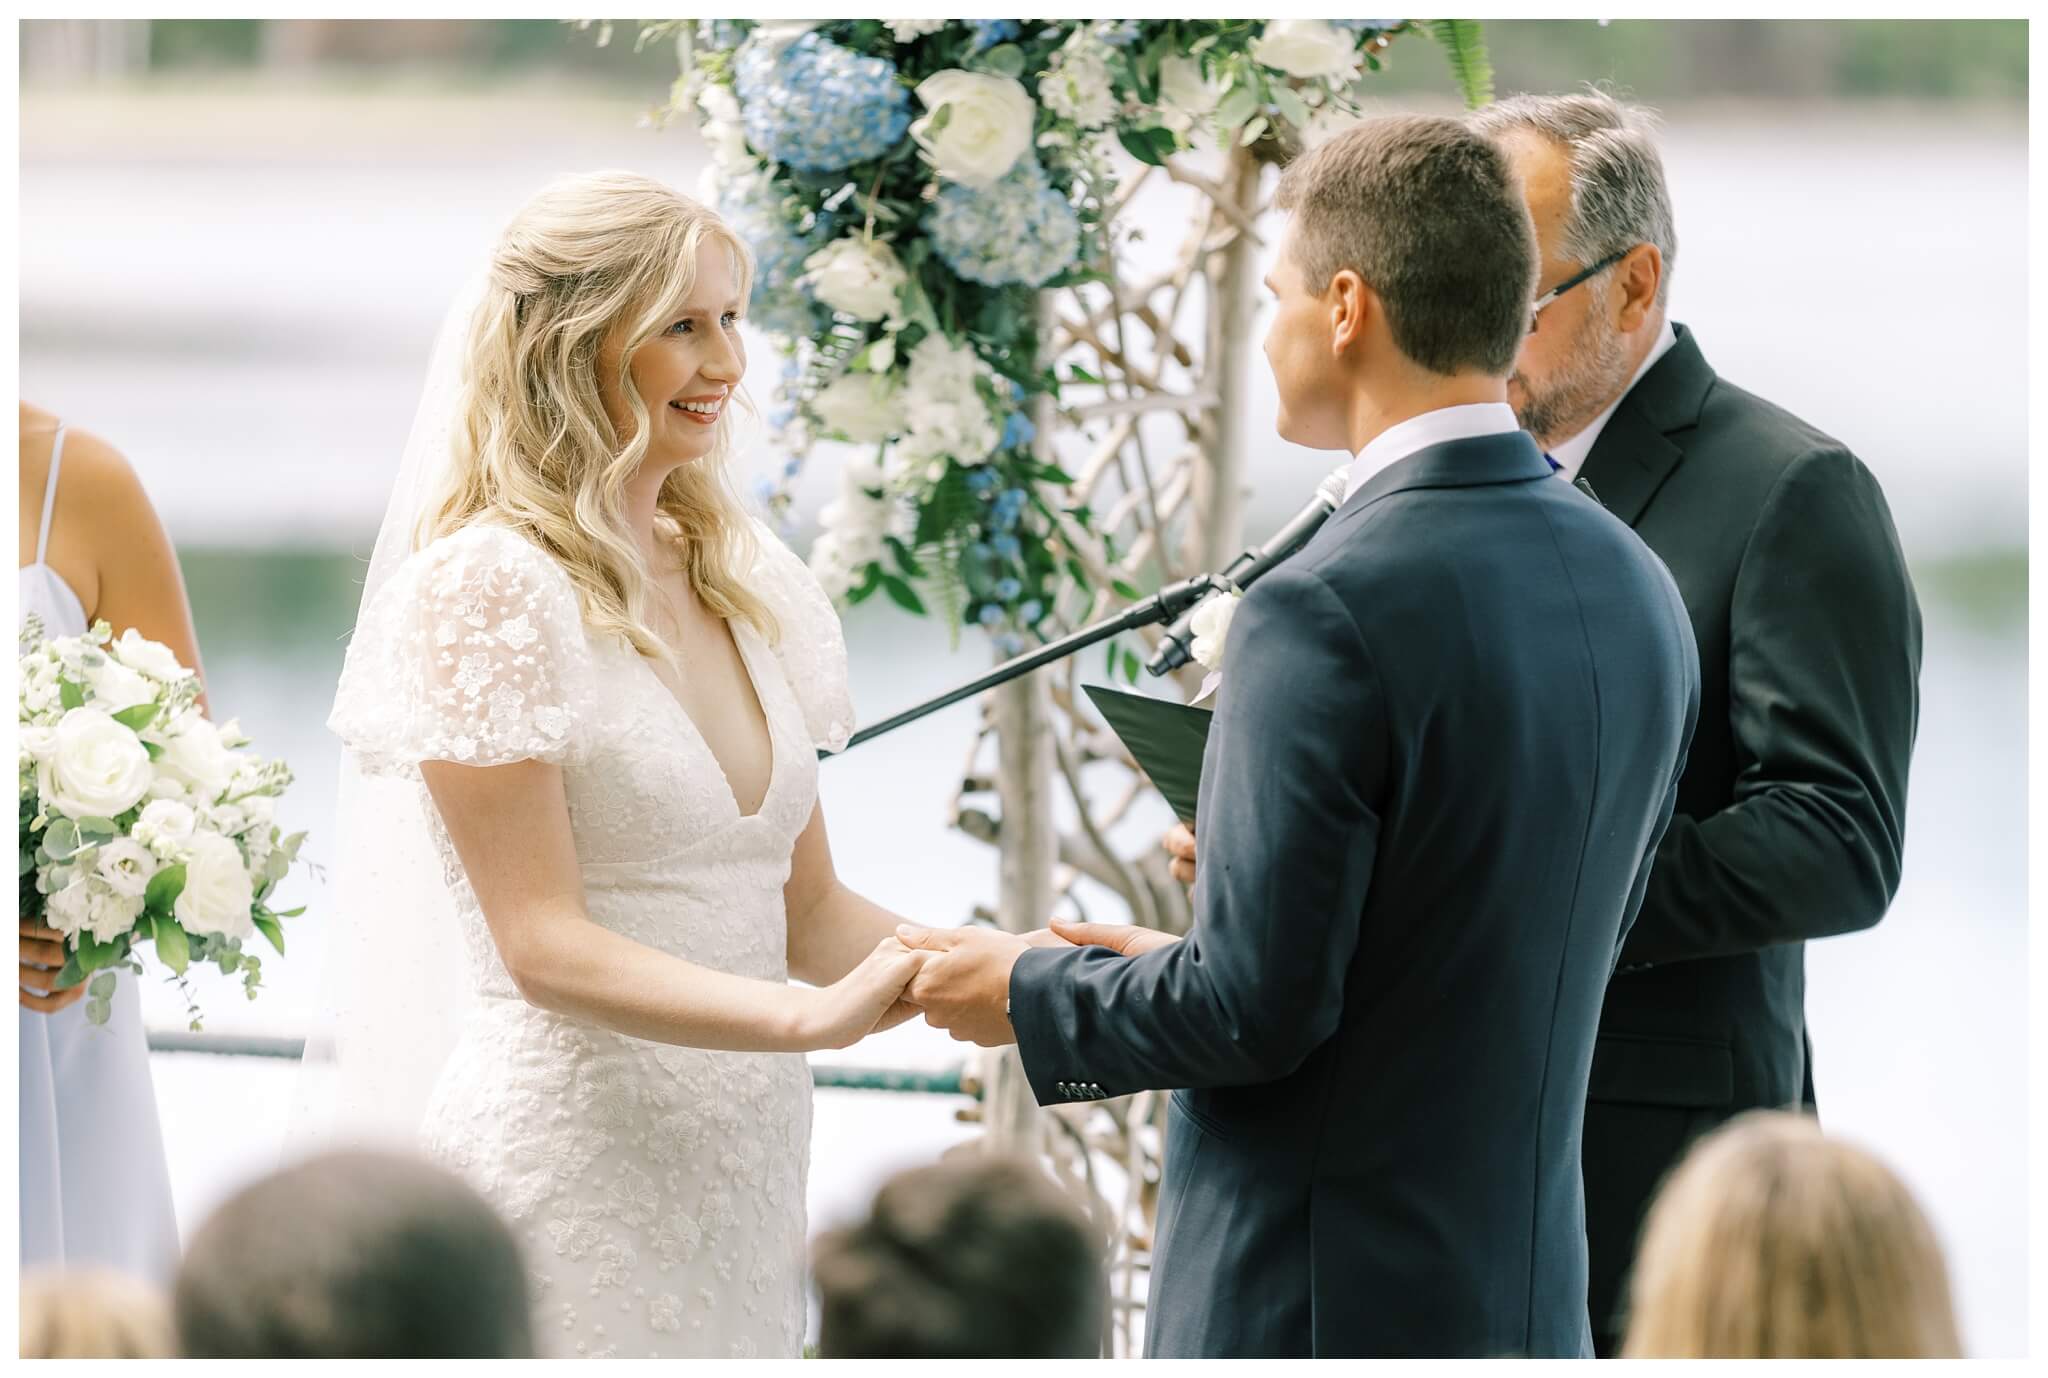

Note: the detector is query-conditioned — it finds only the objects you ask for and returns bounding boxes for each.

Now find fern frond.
[1427,19,1495,110]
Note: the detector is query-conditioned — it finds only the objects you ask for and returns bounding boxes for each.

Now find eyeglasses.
[1527,247,1632,334]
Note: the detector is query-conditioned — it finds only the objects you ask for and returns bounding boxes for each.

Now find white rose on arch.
[800,237,909,323]
[811,371,905,445]
[1250,19,1364,83]
[910,71,1036,187]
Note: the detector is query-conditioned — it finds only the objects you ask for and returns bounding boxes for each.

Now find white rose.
[95,837,160,899]
[108,628,194,683]
[1188,590,1242,671]
[85,656,157,714]
[910,71,1036,187]
[36,707,153,820]
[1158,56,1220,130]
[85,884,143,944]
[811,372,905,444]
[19,724,57,764]
[1250,19,1363,83]
[44,877,92,940]
[173,831,255,942]
[134,798,198,856]
[156,717,233,799]
[801,237,909,323]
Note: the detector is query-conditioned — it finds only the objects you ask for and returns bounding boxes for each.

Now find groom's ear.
[1327,269,1373,356]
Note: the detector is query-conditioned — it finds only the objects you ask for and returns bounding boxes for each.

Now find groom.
[900,114,1699,1358]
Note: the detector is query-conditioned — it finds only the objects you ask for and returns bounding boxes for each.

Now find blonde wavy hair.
[417,170,775,661]
[1623,1111,1962,1358]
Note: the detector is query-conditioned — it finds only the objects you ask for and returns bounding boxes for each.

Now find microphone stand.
[819,572,1219,758]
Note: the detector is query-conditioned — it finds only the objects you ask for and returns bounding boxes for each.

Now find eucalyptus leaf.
[983,43,1025,79]
[53,955,85,990]
[43,819,82,862]
[1271,85,1311,131]
[75,816,119,841]
[88,971,117,999]
[85,998,110,1027]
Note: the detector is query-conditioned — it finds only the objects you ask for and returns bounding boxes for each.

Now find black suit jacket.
[1574,325,1923,1344]
[1009,431,1699,1358]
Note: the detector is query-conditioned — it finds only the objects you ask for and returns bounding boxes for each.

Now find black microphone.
[1145,466,1353,676]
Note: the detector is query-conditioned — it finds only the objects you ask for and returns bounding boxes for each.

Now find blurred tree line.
[20,18,2026,103]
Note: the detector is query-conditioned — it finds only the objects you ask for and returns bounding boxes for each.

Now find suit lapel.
[1578,322,1717,527]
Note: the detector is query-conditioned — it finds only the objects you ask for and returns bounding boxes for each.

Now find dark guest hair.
[813,1155,1106,1358]
[1274,113,1539,377]
[174,1151,534,1359]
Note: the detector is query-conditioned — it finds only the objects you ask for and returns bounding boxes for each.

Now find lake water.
[18,87,2029,1354]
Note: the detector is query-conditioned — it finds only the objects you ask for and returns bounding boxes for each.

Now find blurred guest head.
[812,1153,1106,1358]
[1623,1111,1962,1358]
[1265,113,1538,452]
[1470,90,1677,449]
[174,1150,533,1359]
[19,1268,176,1358]
[421,167,774,665]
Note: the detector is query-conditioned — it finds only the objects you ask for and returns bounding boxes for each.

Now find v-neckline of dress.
[637,617,781,823]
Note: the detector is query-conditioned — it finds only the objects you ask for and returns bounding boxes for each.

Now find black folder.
[1082,684,1213,826]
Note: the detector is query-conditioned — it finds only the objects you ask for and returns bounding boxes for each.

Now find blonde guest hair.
[19,1268,177,1358]
[1623,1111,1963,1358]
[417,170,776,662]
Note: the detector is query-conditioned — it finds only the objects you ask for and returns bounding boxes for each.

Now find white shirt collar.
[1547,320,1681,482]
[1341,401,1523,503]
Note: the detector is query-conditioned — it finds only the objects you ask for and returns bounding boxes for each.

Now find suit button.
[1056,1081,1071,1095]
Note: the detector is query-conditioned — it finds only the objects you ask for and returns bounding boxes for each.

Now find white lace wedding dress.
[328,520,852,1360]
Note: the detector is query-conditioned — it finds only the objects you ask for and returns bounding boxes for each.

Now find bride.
[314,171,926,1359]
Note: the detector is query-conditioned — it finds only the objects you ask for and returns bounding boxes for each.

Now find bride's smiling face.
[597,240,746,473]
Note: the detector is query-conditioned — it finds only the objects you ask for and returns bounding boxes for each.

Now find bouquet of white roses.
[18,615,305,1029]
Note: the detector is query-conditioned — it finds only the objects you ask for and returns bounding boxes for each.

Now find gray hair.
[1469,90,1678,307]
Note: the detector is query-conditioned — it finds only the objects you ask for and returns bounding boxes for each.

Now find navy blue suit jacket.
[1009,431,1700,1357]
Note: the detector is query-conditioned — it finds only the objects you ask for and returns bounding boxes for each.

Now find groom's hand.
[1163,821,1197,885]
[896,924,1024,1047]
[1049,917,1181,958]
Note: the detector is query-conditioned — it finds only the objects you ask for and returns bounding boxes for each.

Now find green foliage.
[1428,20,1495,108]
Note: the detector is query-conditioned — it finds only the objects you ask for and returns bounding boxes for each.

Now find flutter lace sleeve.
[750,519,855,754]
[329,524,589,777]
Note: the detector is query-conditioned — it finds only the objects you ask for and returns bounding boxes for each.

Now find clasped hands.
[889,917,1179,1048]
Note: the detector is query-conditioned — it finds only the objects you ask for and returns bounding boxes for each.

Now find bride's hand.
[795,937,923,1050]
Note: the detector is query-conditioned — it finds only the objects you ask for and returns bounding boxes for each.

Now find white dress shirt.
[1341,401,1523,504]
[1546,320,1681,482]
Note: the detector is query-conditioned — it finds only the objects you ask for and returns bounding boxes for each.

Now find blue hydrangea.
[995,577,1024,601]
[966,470,1002,495]
[1000,411,1036,451]
[969,19,1020,51]
[718,179,829,337]
[991,533,1022,561]
[697,18,749,49]
[978,605,1005,627]
[1018,600,1044,624]
[735,33,912,173]
[929,159,1082,288]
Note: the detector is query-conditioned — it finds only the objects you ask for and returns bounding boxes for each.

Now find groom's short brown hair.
[1275,113,1538,377]
[813,1155,1105,1358]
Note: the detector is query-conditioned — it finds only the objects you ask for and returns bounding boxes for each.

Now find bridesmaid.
[18,401,197,1282]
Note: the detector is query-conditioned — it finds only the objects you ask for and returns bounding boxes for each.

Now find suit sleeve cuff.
[1008,944,1117,1108]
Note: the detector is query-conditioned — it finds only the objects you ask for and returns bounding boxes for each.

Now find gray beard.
[1513,314,1635,452]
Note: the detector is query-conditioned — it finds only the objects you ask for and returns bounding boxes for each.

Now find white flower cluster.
[800,235,909,323]
[19,619,303,1021]
[1039,31,1119,130]
[889,333,1002,485]
[808,451,900,600]
[883,19,947,43]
